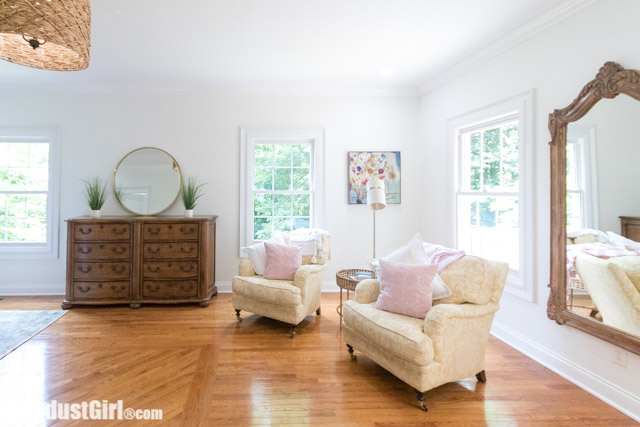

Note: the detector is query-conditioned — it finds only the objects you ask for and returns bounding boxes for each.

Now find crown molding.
[0,82,419,97]
[418,0,599,95]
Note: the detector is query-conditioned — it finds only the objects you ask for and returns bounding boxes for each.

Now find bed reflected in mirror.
[564,95,640,337]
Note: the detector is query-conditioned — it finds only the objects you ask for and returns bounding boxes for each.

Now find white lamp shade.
[367,177,385,191]
[367,178,386,210]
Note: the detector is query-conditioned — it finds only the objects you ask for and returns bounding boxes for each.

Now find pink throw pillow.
[375,259,437,318]
[264,242,302,280]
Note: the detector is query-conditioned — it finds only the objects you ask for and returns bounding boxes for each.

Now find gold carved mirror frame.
[548,61,640,356]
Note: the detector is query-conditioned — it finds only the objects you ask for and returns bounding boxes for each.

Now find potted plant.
[180,177,205,218]
[83,177,109,218]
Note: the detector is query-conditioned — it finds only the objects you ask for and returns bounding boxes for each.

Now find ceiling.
[0,0,589,94]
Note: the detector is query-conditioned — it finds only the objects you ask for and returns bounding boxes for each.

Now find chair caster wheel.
[347,344,357,360]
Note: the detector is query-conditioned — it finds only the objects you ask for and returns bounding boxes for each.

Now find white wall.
[569,94,640,233]
[0,93,421,293]
[419,0,640,419]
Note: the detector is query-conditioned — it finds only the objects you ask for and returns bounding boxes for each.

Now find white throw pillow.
[241,233,287,275]
[384,232,429,265]
[607,231,640,250]
[431,273,452,300]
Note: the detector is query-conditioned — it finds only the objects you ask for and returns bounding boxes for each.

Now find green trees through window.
[0,142,49,243]
[457,119,520,270]
[252,143,312,240]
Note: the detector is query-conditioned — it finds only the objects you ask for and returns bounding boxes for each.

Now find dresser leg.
[61,302,72,310]
[130,303,141,309]
[199,300,211,308]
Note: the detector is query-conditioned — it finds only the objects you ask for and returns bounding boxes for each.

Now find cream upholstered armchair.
[232,233,330,338]
[342,255,508,411]
[575,254,640,335]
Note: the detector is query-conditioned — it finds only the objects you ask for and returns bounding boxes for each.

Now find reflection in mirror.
[114,147,182,215]
[565,95,640,336]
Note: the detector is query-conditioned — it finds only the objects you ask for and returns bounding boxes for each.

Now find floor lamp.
[367,178,386,258]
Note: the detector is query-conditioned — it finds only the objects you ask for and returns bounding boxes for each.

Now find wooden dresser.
[63,216,217,309]
[620,216,640,242]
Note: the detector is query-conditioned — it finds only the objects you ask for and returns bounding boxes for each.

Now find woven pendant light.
[0,0,91,71]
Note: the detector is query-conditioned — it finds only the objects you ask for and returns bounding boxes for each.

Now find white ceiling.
[0,0,589,94]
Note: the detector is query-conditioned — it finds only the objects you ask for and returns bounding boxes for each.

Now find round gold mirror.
[114,147,182,215]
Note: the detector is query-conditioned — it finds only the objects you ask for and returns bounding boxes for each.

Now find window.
[240,127,324,249]
[566,127,598,231]
[451,92,533,301]
[0,128,59,259]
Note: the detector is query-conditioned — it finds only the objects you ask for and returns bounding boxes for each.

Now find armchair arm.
[293,264,326,287]
[293,264,326,311]
[423,302,499,362]
[355,279,380,304]
[238,258,256,276]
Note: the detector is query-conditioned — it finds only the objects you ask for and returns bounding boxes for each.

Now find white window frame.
[566,126,598,230]
[448,91,534,302]
[0,127,60,259]
[239,126,325,253]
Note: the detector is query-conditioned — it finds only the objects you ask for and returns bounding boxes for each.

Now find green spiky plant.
[180,177,206,210]
[82,177,109,210]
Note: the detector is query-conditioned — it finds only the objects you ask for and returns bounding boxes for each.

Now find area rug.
[0,310,67,360]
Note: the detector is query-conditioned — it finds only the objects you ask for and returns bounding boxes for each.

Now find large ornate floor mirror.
[548,61,640,355]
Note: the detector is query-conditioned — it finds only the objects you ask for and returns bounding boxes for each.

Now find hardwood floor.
[0,294,635,426]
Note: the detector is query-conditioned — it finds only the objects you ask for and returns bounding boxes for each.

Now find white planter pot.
[91,210,102,218]
[184,209,194,218]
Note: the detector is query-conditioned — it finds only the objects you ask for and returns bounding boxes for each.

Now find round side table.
[336,269,376,321]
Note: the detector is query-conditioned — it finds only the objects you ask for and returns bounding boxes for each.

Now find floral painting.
[348,151,401,204]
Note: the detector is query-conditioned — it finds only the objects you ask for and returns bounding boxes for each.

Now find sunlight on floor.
[0,341,47,426]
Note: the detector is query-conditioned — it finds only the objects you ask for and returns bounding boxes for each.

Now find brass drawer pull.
[78,265,92,273]
[112,247,127,255]
[112,227,128,235]
[180,246,195,253]
[146,265,160,273]
[78,285,92,293]
[180,265,195,273]
[180,227,196,235]
[111,265,126,274]
[112,285,127,292]
[146,284,160,292]
[79,227,92,235]
[147,247,161,254]
[147,227,160,235]
[79,247,92,254]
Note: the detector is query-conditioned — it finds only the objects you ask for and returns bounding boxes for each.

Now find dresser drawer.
[74,223,131,241]
[74,243,131,260]
[73,262,130,280]
[73,281,130,300]
[143,280,198,299]
[143,261,198,279]
[143,223,199,241]
[143,242,199,260]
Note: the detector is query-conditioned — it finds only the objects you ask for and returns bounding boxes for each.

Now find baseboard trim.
[491,321,640,422]
[0,283,65,296]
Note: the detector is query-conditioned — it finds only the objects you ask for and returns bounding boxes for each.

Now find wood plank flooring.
[0,294,635,426]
